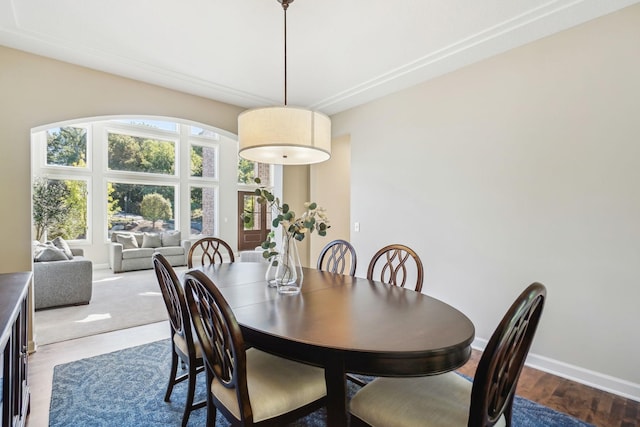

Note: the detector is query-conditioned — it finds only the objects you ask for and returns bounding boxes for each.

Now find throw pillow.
[161,230,181,247]
[35,246,69,262]
[116,233,139,250]
[52,236,74,259]
[142,232,162,248]
[33,241,49,260]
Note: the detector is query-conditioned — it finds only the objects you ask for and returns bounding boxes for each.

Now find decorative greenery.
[243,178,330,260]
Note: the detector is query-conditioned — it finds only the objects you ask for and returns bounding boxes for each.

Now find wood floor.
[27,322,639,427]
[457,351,640,427]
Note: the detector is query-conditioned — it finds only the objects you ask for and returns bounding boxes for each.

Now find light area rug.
[49,340,595,427]
[34,267,185,345]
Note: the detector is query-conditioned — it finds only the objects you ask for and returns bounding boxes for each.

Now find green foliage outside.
[107,133,175,174]
[35,126,91,240]
[106,182,121,230]
[32,178,70,241]
[36,124,269,238]
[47,127,86,166]
[190,187,203,229]
[243,196,256,229]
[238,158,256,184]
[55,178,88,240]
[191,145,203,176]
[239,158,258,229]
[140,193,173,229]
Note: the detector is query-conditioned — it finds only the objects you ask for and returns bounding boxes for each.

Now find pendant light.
[238,0,331,165]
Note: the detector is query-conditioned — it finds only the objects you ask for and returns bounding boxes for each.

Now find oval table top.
[192,262,475,426]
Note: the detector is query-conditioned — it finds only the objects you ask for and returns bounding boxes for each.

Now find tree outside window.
[32,178,87,241]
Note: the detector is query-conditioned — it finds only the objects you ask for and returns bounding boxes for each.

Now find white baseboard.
[471,338,640,403]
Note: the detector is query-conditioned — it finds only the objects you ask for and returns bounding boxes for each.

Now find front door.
[237,191,270,251]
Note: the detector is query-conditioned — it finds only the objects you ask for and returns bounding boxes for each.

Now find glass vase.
[275,232,303,294]
[265,254,279,287]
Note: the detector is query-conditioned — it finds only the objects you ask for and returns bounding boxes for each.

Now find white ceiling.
[1,0,638,115]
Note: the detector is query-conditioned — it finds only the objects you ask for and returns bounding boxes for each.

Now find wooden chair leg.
[181,362,196,427]
[206,395,217,427]
[165,351,179,402]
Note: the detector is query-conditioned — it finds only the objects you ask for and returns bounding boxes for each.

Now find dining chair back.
[468,282,546,426]
[183,269,327,426]
[187,237,235,268]
[366,244,424,292]
[152,253,205,427]
[349,282,547,427]
[317,239,357,276]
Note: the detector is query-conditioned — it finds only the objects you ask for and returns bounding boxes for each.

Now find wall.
[331,5,640,399]
[0,45,244,274]
[283,134,351,267]
[310,134,351,263]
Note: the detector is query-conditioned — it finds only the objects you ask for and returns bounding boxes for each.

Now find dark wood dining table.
[194,262,475,426]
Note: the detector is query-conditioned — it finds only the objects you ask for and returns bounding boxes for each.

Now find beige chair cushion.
[349,372,506,427]
[173,332,203,359]
[211,348,326,423]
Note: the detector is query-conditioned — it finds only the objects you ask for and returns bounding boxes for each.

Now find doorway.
[237,191,270,251]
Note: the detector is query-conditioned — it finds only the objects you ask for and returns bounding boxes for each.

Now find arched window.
[31,116,270,247]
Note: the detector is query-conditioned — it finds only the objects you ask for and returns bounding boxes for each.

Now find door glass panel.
[243,195,261,231]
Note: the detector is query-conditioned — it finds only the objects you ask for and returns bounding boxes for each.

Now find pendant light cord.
[282,1,289,106]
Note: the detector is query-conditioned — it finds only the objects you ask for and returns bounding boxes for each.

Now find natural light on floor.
[94,276,122,283]
[75,314,112,323]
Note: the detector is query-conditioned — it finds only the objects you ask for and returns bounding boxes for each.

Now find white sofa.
[109,230,191,273]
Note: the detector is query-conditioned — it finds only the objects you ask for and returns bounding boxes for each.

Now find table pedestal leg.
[324,358,347,426]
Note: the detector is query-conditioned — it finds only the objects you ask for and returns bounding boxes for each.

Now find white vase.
[275,232,303,294]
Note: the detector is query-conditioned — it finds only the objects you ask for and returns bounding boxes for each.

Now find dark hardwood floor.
[457,349,640,427]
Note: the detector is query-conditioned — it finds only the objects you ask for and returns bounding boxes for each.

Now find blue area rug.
[49,339,593,426]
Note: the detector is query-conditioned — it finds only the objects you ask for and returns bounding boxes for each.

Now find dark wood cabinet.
[0,272,31,427]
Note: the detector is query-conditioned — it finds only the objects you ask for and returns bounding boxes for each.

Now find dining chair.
[316,239,364,386]
[349,282,547,427]
[187,236,235,268]
[152,253,205,427]
[366,244,424,292]
[317,239,357,276]
[183,269,328,426]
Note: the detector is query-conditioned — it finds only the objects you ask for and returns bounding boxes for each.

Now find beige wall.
[0,45,244,274]
[282,134,351,268]
[332,5,640,398]
[310,134,351,264]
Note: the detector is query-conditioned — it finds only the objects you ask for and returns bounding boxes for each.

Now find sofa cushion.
[33,241,48,259]
[142,232,162,248]
[121,248,155,259]
[161,230,181,247]
[116,233,139,249]
[34,241,69,262]
[35,246,69,262]
[52,236,74,259]
[155,246,185,257]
